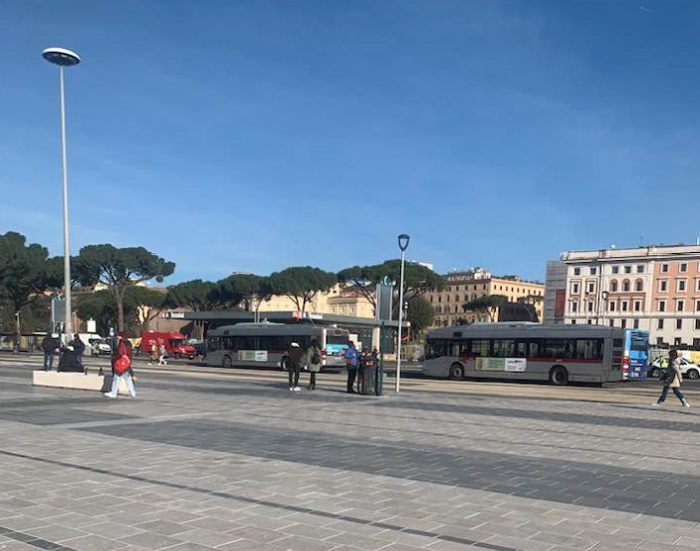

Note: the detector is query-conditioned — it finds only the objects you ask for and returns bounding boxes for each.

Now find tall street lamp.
[395,234,410,392]
[42,47,81,338]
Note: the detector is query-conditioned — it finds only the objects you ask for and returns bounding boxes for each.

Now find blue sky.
[1,0,698,283]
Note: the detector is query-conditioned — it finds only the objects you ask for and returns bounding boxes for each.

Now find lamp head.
[42,47,81,67]
[398,234,410,252]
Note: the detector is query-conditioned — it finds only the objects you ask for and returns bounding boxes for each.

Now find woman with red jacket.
[104,332,136,399]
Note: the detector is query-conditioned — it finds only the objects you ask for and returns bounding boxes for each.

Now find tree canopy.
[338,260,444,316]
[0,232,51,334]
[76,286,167,335]
[213,274,272,312]
[76,245,175,330]
[269,267,336,314]
[165,279,217,311]
[462,294,508,322]
[406,296,435,334]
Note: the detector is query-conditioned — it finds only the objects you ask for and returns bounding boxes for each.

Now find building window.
[658,319,664,330]
[571,320,577,325]
[609,320,614,327]
[677,279,687,292]
[586,281,595,293]
[447,286,452,292]
[676,319,683,330]
[694,338,700,349]
[586,320,592,325]
[574,268,581,276]
[455,305,459,313]
[635,280,643,292]
[454,295,459,302]
[446,295,450,302]
[674,337,682,346]
[587,301,594,312]
[637,265,645,273]
[659,300,666,312]
[657,337,664,345]
[621,301,629,312]
[622,280,631,292]
[590,267,597,275]
[610,280,618,292]
[677,300,685,312]
[571,301,578,313]
[571,282,580,294]
[634,301,641,312]
[661,263,669,273]
[680,262,688,273]
[438,296,442,303]
[624,266,632,274]
[612,266,619,274]
[696,299,700,312]
[696,319,700,330]
[609,301,616,312]
[696,279,700,292]
[621,319,627,329]
[633,319,639,329]
[659,280,668,292]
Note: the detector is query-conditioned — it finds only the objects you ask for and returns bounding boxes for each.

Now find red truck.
[140,331,196,359]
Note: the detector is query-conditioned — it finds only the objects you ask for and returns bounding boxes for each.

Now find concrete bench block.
[32,370,129,395]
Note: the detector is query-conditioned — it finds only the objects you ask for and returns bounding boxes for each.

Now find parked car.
[78,333,112,356]
[648,357,700,380]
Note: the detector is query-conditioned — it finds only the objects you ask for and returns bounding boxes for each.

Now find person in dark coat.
[41,334,59,371]
[287,342,304,391]
[71,334,86,370]
[345,342,359,394]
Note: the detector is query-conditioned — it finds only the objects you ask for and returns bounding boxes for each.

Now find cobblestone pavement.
[0,360,699,551]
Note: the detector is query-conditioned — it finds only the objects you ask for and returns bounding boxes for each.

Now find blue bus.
[623,329,649,380]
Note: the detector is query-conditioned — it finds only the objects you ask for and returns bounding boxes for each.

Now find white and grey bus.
[423,323,632,385]
[205,322,351,369]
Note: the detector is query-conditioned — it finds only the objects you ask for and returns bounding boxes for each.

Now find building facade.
[427,268,545,327]
[545,245,700,348]
[258,284,374,319]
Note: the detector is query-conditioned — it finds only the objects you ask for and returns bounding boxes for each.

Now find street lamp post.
[42,47,80,340]
[395,234,410,392]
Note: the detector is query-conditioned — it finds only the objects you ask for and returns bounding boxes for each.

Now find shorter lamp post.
[395,234,410,392]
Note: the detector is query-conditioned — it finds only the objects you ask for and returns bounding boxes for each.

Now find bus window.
[238,336,257,350]
[207,337,220,352]
[514,340,535,358]
[574,339,603,360]
[540,339,575,359]
[471,339,490,357]
[492,339,516,358]
[426,339,447,359]
[221,336,236,350]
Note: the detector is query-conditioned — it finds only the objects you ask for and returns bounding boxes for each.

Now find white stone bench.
[33,370,130,395]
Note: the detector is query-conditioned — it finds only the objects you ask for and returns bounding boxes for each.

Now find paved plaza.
[0,358,699,551]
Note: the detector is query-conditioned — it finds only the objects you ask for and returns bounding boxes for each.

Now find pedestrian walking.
[654,349,690,408]
[158,343,167,365]
[345,341,359,394]
[307,339,322,390]
[149,342,158,365]
[287,341,304,391]
[71,334,86,371]
[41,333,59,371]
[104,332,136,399]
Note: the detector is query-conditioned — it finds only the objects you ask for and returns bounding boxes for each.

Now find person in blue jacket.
[345,342,359,394]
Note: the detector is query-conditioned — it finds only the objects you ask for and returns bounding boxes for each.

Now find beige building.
[427,268,545,327]
[258,284,374,318]
[546,244,700,348]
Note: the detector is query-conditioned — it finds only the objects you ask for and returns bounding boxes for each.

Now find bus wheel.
[449,363,465,380]
[549,366,569,386]
[686,368,700,380]
[222,355,232,369]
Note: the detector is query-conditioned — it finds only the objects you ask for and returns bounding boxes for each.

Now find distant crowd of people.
[285,340,379,394]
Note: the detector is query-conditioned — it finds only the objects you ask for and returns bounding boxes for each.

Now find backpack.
[311,349,321,365]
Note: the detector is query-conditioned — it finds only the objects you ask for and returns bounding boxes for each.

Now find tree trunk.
[114,287,125,332]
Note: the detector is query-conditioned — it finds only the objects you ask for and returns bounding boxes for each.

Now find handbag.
[114,355,131,375]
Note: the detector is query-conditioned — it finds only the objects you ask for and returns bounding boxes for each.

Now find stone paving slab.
[0,362,699,551]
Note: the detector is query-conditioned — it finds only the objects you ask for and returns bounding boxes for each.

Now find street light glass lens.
[398,234,410,251]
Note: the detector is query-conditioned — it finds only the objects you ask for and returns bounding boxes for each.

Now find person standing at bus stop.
[307,339,322,390]
[345,341,359,394]
[654,349,690,408]
[287,342,304,391]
